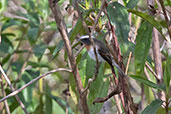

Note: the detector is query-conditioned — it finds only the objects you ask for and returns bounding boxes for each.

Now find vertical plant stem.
[109,77,122,114]
[104,8,138,113]
[152,28,163,83]
[158,0,171,40]
[48,1,89,113]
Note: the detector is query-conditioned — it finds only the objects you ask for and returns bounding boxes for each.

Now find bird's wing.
[98,48,113,67]
[98,47,126,77]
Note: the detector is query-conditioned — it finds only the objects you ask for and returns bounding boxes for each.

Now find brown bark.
[48,1,89,113]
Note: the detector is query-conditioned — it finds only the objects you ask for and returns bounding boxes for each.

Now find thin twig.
[104,1,138,113]
[74,45,84,57]
[160,40,166,51]
[104,9,128,112]
[125,52,132,75]
[158,0,171,40]
[144,67,158,99]
[145,62,159,81]
[6,24,29,72]
[93,77,121,105]
[0,68,72,102]
[76,0,107,94]
[139,84,145,110]
[93,87,121,104]
[109,77,122,114]
[0,65,28,114]
[14,48,32,87]
[0,77,10,114]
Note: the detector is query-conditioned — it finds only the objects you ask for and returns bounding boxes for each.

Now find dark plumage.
[79,35,126,77]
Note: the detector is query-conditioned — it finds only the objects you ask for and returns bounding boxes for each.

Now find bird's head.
[78,35,94,45]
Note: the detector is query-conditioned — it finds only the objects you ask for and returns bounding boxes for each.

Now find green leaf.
[156,107,166,114]
[166,0,171,7]
[0,2,2,9]
[52,40,64,58]
[11,62,22,74]
[18,11,40,27]
[86,55,96,82]
[34,95,44,114]
[7,88,26,113]
[22,69,40,82]
[130,75,165,90]
[141,99,163,114]
[27,27,39,45]
[127,9,167,41]
[2,54,11,65]
[85,0,90,9]
[33,42,47,59]
[126,0,139,9]
[92,0,101,8]
[21,69,40,106]
[134,21,152,74]
[1,19,22,31]
[87,63,109,114]
[78,48,89,86]
[45,84,52,114]
[29,12,40,27]
[27,61,50,68]
[49,94,74,114]
[44,21,57,31]
[0,34,14,54]
[122,0,128,5]
[52,100,65,114]
[79,51,110,113]
[28,0,35,11]
[9,98,20,113]
[78,53,88,87]
[163,57,171,93]
[69,74,79,105]
[69,19,85,43]
[107,2,130,44]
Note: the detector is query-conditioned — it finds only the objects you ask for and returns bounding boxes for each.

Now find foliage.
[0,0,171,114]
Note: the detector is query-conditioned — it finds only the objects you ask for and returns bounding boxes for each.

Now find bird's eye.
[82,39,87,42]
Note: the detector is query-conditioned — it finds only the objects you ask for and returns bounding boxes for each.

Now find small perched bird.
[79,35,126,77]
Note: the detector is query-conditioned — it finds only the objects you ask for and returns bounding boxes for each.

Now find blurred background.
[0,0,171,114]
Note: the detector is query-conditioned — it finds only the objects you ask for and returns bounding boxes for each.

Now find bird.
[78,35,126,77]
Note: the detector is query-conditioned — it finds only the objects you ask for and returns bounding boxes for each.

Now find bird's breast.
[87,46,104,62]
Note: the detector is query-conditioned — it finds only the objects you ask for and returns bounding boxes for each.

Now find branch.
[93,87,121,104]
[144,67,158,99]
[104,1,138,113]
[0,77,10,114]
[145,62,159,81]
[76,0,107,95]
[0,68,72,102]
[0,65,28,114]
[158,0,171,40]
[48,1,89,113]
[152,25,163,83]
[74,45,84,57]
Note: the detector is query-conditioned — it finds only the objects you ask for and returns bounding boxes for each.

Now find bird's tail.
[112,60,126,77]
